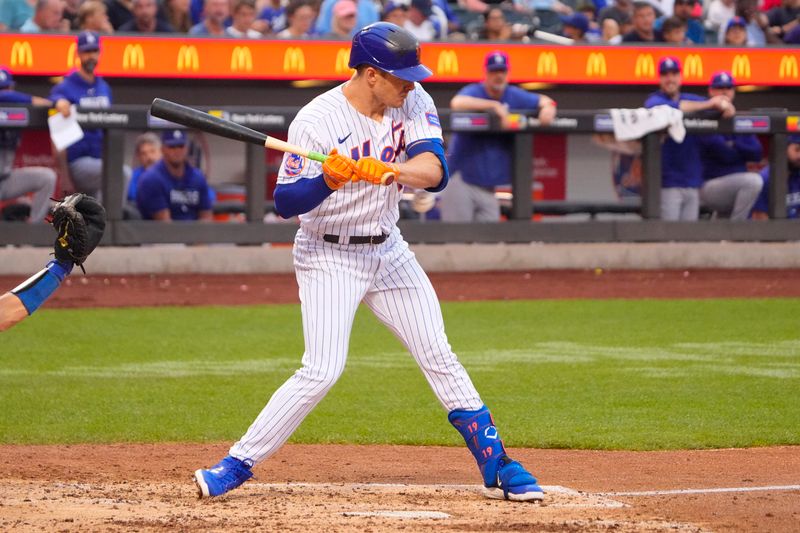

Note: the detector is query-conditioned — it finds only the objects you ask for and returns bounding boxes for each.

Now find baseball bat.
[149,98,394,185]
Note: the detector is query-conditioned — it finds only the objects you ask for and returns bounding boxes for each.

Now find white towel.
[610,105,686,143]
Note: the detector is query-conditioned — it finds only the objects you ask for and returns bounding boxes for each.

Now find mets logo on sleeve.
[425,112,441,128]
[284,153,304,176]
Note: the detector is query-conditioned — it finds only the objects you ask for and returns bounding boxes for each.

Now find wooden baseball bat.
[149,98,395,185]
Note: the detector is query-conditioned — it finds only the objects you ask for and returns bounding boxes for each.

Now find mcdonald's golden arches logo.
[683,54,703,79]
[732,54,751,79]
[334,48,351,75]
[634,53,655,78]
[779,54,798,79]
[283,47,305,73]
[230,46,252,72]
[10,41,33,68]
[177,45,199,72]
[536,52,557,76]
[123,43,145,71]
[67,42,79,69]
[586,52,607,77]
[436,50,459,75]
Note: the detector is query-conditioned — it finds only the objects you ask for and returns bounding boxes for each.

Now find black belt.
[323,233,387,245]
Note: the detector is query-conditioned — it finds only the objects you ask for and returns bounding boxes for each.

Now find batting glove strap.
[448,406,508,487]
[354,157,398,185]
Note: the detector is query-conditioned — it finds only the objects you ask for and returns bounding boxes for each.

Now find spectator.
[118,0,174,32]
[514,0,574,16]
[314,0,378,36]
[0,68,56,224]
[227,0,263,37]
[577,0,604,41]
[189,0,229,35]
[470,6,530,40]
[621,1,658,42]
[275,0,315,37]
[321,0,357,38]
[750,135,800,220]
[561,11,590,40]
[433,0,464,37]
[254,0,286,34]
[696,72,763,220]
[77,0,113,32]
[440,51,557,222]
[105,0,135,29]
[599,0,633,31]
[381,1,408,25]
[719,0,781,44]
[660,14,688,42]
[784,23,800,42]
[0,0,36,31]
[405,0,442,40]
[767,0,799,41]
[20,0,65,32]
[601,16,624,41]
[722,14,748,43]
[644,57,734,221]
[163,0,192,32]
[704,0,735,33]
[127,132,161,204]
[654,0,704,42]
[136,130,213,222]
[50,31,114,201]
[63,0,80,29]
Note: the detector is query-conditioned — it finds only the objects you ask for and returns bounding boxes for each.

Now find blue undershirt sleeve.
[10,260,73,314]
[273,174,335,218]
[406,138,449,193]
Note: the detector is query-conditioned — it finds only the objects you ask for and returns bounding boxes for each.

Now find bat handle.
[380,172,395,186]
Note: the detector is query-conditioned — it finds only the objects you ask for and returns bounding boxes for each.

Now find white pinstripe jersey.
[277,82,443,237]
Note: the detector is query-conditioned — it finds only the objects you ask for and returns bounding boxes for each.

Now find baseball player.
[750,134,800,220]
[440,50,556,222]
[0,67,57,223]
[194,22,544,503]
[644,57,735,220]
[50,31,113,201]
[697,72,763,220]
[0,194,105,332]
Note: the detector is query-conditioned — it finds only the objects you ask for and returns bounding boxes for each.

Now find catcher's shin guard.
[448,406,543,501]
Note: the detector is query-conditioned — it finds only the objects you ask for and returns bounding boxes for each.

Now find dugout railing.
[0,105,797,246]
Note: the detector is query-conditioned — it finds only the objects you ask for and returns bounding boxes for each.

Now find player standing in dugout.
[193,22,545,503]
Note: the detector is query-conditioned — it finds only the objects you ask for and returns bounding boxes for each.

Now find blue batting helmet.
[348,22,432,82]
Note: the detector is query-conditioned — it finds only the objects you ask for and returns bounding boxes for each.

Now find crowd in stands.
[0,0,797,44]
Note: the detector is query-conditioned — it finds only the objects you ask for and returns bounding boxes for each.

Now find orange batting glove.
[322,148,356,190]
[354,157,399,186]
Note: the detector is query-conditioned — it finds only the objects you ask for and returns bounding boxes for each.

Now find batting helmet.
[348,22,433,82]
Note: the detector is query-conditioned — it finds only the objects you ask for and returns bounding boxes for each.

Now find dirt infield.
[1,269,799,531]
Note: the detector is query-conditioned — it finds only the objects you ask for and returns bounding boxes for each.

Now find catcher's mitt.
[52,193,106,271]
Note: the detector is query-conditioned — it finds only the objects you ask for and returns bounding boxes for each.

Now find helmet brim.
[389,63,433,82]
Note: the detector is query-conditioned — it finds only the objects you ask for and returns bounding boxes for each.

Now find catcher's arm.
[2,259,72,332]
[0,292,29,332]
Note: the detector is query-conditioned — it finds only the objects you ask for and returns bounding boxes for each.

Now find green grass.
[1,299,798,450]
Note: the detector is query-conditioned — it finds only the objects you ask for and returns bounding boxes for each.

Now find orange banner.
[2,34,799,86]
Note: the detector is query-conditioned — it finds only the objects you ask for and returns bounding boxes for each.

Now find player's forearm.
[0,293,29,332]
[273,175,335,218]
[451,95,503,113]
[679,100,715,114]
[396,152,444,189]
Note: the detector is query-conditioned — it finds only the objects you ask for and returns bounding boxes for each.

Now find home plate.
[343,510,451,519]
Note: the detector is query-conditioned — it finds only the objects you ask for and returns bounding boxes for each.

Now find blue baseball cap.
[162,129,188,147]
[561,12,589,34]
[485,50,509,72]
[726,16,747,31]
[77,31,101,53]
[0,68,13,89]
[789,134,800,145]
[710,71,735,89]
[381,1,407,18]
[658,56,681,75]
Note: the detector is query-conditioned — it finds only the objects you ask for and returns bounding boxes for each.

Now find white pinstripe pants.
[230,228,483,464]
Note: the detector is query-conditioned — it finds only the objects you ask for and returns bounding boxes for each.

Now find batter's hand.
[322,148,356,190]
[354,157,398,186]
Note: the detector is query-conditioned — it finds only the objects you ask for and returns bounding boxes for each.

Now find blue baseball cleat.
[194,455,254,498]
[484,455,544,502]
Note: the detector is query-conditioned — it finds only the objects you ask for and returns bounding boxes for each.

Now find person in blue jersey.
[50,31,113,201]
[440,51,556,222]
[696,71,763,220]
[644,57,735,221]
[136,129,213,222]
[750,135,800,220]
[0,68,57,223]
